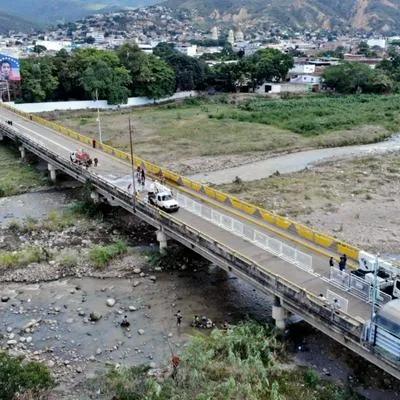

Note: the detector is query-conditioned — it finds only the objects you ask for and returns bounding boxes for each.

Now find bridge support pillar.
[272,296,287,330]
[19,145,26,160]
[48,163,56,182]
[156,229,168,253]
[0,133,3,141]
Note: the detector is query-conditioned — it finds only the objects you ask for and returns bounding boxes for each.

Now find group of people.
[190,315,215,329]
[329,254,347,271]
[175,311,228,330]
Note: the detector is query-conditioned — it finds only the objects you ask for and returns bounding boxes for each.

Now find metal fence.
[326,289,349,313]
[176,192,313,273]
[329,267,391,307]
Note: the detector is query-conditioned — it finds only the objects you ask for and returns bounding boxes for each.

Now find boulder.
[106,298,116,307]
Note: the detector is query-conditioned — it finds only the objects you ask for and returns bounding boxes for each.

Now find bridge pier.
[156,229,168,253]
[272,296,287,330]
[19,145,26,160]
[47,163,57,182]
[0,133,3,141]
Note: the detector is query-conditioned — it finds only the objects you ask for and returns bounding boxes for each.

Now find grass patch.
[0,246,46,268]
[89,240,128,269]
[0,352,54,400]
[43,94,399,166]
[0,144,47,197]
[90,321,364,400]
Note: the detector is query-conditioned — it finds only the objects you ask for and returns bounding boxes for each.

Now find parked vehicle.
[353,251,400,299]
[363,299,400,361]
[70,150,92,168]
[148,190,179,212]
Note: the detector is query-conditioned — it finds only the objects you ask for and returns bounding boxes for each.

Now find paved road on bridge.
[0,107,373,322]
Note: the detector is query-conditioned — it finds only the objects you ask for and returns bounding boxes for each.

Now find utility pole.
[129,117,136,213]
[95,89,103,143]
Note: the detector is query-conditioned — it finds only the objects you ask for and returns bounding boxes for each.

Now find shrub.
[89,240,127,268]
[303,368,320,389]
[0,352,54,400]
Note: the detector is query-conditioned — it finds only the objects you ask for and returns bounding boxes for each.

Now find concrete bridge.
[0,105,399,379]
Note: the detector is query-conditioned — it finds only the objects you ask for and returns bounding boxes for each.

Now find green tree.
[81,60,131,104]
[322,62,393,94]
[245,48,294,91]
[20,57,59,102]
[117,43,175,99]
[153,42,177,58]
[164,52,207,90]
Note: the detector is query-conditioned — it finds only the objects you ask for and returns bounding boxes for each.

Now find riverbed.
[1,176,399,399]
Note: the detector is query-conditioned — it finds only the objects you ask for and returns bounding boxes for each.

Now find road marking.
[13,121,71,153]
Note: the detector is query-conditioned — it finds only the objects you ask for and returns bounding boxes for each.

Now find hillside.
[0,11,40,34]
[0,0,158,25]
[164,0,400,33]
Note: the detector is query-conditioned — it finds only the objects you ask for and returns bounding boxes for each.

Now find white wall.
[9,91,198,113]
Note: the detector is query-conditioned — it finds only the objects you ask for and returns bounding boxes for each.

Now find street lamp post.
[95,89,103,144]
[128,117,136,213]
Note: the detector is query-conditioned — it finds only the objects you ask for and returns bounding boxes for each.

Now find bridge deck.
[0,107,372,322]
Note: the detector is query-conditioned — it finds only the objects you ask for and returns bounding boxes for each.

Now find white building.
[138,43,153,54]
[289,64,316,75]
[35,40,72,52]
[211,27,218,40]
[367,38,386,49]
[176,44,197,57]
[289,75,321,85]
[227,30,234,45]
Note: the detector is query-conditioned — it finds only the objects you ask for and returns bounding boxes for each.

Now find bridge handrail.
[0,120,365,337]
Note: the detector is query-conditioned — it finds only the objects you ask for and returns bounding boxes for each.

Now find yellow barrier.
[314,232,334,248]
[215,190,228,202]
[275,215,292,230]
[337,242,359,260]
[204,186,216,198]
[230,196,244,211]
[163,170,181,183]
[181,177,193,189]
[295,223,314,241]
[1,103,362,261]
[260,209,276,224]
[191,181,202,191]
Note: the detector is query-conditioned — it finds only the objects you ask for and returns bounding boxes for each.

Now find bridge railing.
[176,191,313,273]
[329,267,392,307]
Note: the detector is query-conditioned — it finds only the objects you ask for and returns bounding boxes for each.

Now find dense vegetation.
[19,45,293,104]
[0,352,54,400]
[217,94,400,134]
[89,321,363,400]
[0,142,48,197]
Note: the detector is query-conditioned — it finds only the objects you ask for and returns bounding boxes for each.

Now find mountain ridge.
[164,0,400,33]
[0,11,40,34]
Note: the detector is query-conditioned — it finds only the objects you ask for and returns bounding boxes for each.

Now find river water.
[190,134,400,184]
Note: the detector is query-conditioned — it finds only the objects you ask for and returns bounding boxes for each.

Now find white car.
[149,191,179,212]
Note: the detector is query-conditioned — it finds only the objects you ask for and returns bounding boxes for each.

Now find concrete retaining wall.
[8,91,197,113]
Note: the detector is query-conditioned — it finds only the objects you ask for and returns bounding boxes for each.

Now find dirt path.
[189,134,400,184]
